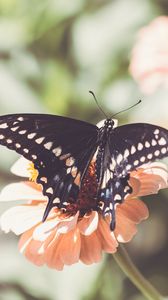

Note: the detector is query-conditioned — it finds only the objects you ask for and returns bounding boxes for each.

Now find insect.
[0,98,168,231]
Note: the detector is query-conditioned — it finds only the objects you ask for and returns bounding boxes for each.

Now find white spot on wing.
[133,160,139,166]
[114,194,121,201]
[117,154,123,164]
[28,133,36,139]
[124,186,130,193]
[46,187,53,194]
[52,147,62,157]
[19,130,27,135]
[17,117,24,121]
[131,145,136,154]
[110,158,116,170]
[7,139,12,144]
[145,141,150,148]
[35,137,45,144]
[71,166,78,177]
[11,126,19,132]
[53,197,60,204]
[126,164,131,170]
[124,149,129,159]
[137,143,143,151]
[66,157,75,167]
[152,139,157,146]
[23,148,29,153]
[41,177,47,183]
[154,150,160,156]
[0,123,8,129]
[15,143,21,148]
[161,147,167,154]
[44,142,53,150]
[154,129,159,135]
[158,137,166,146]
[140,156,146,162]
[0,135,4,139]
[147,153,153,159]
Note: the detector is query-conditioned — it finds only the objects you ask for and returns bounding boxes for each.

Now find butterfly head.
[96,118,118,129]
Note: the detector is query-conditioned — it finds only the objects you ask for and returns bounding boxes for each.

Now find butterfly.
[0,113,168,230]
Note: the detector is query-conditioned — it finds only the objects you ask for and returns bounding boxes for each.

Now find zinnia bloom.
[129,16,168,94]
[0,157,167,270]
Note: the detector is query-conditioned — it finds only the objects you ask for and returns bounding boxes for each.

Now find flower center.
[27,162,39,182]
[66,162,99,216]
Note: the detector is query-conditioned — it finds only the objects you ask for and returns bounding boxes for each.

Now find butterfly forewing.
[0,114,98,218]
[111,123,168,173]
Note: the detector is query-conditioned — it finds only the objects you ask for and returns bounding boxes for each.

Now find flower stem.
[113,245,167,300]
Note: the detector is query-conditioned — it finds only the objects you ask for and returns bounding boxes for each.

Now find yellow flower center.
[27,162,39,182]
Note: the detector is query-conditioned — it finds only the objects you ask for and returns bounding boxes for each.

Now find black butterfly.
[0,113,168,230]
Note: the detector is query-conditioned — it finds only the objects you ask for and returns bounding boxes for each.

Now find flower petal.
[131,162,168,196]
[58,228,81,265]
[11,157,31,177]
[33,218,60,242]
[80,232,102,264]
[0,182,46,202]
[117,198,149,224]
[78,211,98,235]
[56,212,79,234]
[0,204,45,234]
[44,234,65,270]
[97,216,118,253]
[115,211,137,243]
[18,227,34,253]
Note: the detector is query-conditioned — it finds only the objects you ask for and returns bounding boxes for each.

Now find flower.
[0,157,167,270]
[129,16,168,94]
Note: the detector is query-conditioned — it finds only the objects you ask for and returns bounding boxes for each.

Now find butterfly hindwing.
[0,114,99,218]
[97,122,168,229]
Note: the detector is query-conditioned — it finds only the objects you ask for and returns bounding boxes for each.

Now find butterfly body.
[0,113,168,230]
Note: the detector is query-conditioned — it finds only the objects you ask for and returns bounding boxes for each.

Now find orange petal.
[115,211,137,243]
[117,198,149,223]
[56,212,79,234]
[24,229,57,266]
[18,227,34,253]
[78,211,98,235]
[58,228,81,265]
[33,218,60,241]
[131,162,168,196]
[45,234,68,270]
[80,231,102,264]
[97,216,118,253]
[129,177,141,197]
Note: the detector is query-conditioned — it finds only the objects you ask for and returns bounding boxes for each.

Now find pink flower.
[0,157,167,270]
[129,16,168,94]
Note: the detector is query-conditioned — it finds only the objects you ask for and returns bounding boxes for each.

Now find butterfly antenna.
[89,90,108,119]
[111,99,142,118]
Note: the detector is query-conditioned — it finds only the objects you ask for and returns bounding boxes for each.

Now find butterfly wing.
[98,122,168,230]
[0,114,99,218]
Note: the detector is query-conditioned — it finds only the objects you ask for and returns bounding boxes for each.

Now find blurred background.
[0,0,168,299]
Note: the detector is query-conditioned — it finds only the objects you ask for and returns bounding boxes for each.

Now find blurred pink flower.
[0,157,167,270]
[129,16,168,94]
